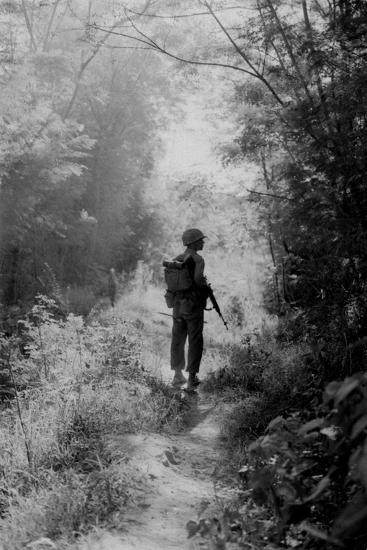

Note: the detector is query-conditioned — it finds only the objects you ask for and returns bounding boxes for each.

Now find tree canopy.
[0,0,174,321]
[115,0,367,375]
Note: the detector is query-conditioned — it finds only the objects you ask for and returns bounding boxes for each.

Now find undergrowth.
[202,333,311,443]
[200,331,367,549]
[0,295,185,549]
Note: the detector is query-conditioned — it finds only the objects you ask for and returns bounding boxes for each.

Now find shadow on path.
[182,392,216,430]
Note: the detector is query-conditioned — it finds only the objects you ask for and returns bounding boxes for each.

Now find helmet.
[182,228,207,246]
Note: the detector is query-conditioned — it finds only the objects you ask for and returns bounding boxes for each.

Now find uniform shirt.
[175,248,207,287]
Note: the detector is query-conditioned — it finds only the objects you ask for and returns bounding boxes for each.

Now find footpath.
[82,390,234,550]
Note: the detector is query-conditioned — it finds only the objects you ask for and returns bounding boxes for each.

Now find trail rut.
[82,392,232,550]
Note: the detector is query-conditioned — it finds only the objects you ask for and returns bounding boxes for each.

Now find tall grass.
[0,295,185,548]
[201,332,312,448]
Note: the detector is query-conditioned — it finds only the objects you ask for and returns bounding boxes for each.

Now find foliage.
[239,372,367,549]
[0,295,185,547]
[203,334,310,406]
[0,0,173,323]
[200,334,367,549]
[211,0,367,375]
[111,0,367,375]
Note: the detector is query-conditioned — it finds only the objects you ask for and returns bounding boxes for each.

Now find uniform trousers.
[170,303,204,374]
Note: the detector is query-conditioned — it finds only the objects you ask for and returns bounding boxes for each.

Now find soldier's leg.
[170,313,187,371]
[186,310,204,374]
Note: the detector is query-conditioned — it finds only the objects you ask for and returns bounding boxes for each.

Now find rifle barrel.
[207,286,229,330]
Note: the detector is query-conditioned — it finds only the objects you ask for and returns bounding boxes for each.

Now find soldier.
[108,268,118,307]
[170,228,208,390]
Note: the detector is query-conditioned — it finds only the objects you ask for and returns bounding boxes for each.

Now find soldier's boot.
[187,373,200,390]
[172,370,187,386]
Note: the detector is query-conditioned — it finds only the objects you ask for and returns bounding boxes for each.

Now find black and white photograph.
[0,1,366,549]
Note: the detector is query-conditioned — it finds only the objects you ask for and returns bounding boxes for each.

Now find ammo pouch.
[179,297,194,315]
[164,290,175,309]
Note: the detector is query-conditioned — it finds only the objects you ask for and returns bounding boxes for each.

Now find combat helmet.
[182,228,207,246]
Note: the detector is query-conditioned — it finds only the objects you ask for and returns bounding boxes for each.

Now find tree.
[99,0,367,374]
[0,0,173,321]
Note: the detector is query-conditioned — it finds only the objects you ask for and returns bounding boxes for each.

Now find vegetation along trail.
[3,1,367,549]
[107,394,228,550]
[72,288,241,550]
[88,289,240,550]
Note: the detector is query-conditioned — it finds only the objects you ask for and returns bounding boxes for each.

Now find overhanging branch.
[90,24,260,78]
[247,188,295,201]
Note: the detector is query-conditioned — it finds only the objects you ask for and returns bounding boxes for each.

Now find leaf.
[324,381,342,402]
[351,415,367,440]
[334,378,360,405]
[320,426,340,440]
[285,535,302,548]
[247,440,261,453]
[358,440,367,489]
[304,475,330,502]
[300,522,343,547]
[266,415,284,431]
[298,418,325,435]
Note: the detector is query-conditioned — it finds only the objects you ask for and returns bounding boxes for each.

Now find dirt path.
[81,391,233,550]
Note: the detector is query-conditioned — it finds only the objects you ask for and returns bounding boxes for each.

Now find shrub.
[203,334,311,413]
[239,373,367,549]
[0,294,184,548]
[0,466,134,549]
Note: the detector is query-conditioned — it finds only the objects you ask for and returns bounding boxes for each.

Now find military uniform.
[170,229,208,387]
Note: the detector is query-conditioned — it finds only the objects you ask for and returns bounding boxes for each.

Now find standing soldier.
[108,268,118,307]
[168,228,208,390]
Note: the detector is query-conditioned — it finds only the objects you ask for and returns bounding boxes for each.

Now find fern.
[40,263,65,311]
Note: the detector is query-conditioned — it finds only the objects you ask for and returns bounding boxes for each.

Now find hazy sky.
[158,96,218,174]
[157,86,258,195]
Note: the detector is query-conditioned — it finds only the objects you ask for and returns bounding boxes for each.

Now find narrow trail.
[84,391,233,550]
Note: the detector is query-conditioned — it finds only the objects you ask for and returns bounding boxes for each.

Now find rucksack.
[162,260,193,293]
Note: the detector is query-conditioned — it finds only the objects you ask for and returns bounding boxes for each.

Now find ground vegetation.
[0,294,186,549]
[109,1,367,547]
[2,1,367,548]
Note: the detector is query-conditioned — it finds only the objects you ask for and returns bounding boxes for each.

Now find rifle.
[163,257,228,330]
[206,285,229,330]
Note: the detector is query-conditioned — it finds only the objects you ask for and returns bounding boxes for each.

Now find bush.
[203,334,311,413]
[0,295,184,548]
[227,373,367,549]
[0,466,134,549]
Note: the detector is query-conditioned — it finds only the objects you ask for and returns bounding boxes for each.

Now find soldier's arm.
[193,255,207,287]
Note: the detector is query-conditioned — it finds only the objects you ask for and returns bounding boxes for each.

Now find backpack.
[162,258,195,308]
[163,260,193,292]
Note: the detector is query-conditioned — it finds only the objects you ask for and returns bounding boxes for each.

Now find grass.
[0,293,186,549]
[0,276,278,548]
[201,332,312,447]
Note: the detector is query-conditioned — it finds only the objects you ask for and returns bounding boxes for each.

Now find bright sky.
[156,88,258,196]
[158,96,219,175]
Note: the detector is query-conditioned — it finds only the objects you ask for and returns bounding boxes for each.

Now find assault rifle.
[162,258,229,330]
[206,285,229,331]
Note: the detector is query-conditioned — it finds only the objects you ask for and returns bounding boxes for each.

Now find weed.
[0,294,184,548]
[0,466,134,549]
[144,375,187,430]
